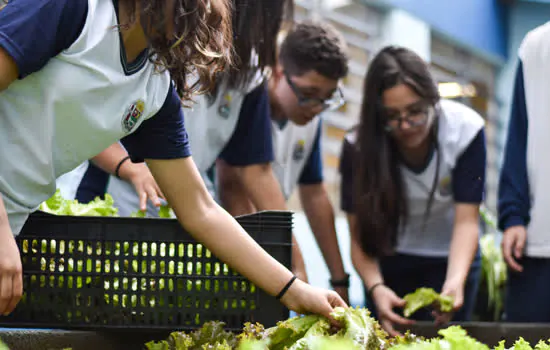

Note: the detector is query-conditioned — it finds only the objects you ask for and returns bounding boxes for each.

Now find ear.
[272,64,285,82]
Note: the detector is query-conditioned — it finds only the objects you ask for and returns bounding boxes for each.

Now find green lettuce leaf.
[403,288,453,318]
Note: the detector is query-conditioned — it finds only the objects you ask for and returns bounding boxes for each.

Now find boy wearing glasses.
[216,21,351,303]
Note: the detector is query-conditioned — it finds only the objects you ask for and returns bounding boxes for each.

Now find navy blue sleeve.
[498,60,531,231]
[121,83,191,161]
[0,0,88,78]
[218,83,274,166]
[452,129,486,203]
[76,163,110,204]
[298,122,324,185]
[339,137,355,213]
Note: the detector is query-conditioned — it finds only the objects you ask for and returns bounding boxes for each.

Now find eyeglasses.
[383,104,433,132]
[285,72,345,111]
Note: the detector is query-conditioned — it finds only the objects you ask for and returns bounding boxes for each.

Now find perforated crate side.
[0,211,293,331]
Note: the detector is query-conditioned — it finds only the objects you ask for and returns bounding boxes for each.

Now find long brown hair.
[122,0,233,102]
[355,46,440,257]
[226,0,294,89]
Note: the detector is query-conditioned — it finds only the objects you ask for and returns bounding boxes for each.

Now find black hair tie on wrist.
[330,273,350,288]
[115,156,131,179]
[276,275,297,300]
[368,282,384,297]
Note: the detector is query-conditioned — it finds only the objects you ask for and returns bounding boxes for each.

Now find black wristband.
[330,273,350,288]
[115,156,131,179]
[368,282,384,297]
[276,275,297,300]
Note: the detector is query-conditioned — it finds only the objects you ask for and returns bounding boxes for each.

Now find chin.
[399,137,424,150]
[290,116,309,126]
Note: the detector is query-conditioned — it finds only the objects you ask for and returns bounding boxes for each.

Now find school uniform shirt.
[340,99,486,257]
[271,116,324,200]
[105,80,275,217]
[498,22,550,258]
[0,0,191,234]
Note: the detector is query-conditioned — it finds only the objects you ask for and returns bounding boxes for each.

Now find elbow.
[173,190,220,235]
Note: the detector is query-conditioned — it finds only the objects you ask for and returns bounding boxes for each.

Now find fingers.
[137,190,147,212]
[329,291,348,308]
[514,233,526,260]
[0,273,13,315]
[502,234,523,272]
[386,310,415,326]
[145,186,161,208]
[394,297,407,308]
[5,272,22,315]
[433,310,453,326]
[381,319,403,338]
[154,183,166,200]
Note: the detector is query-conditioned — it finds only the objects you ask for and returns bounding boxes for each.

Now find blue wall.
[376,0,508,62]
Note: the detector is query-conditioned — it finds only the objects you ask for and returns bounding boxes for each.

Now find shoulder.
[438,100,485,159]
[244,69,269,94]
[519,21,550,61]
[439,99,485,131]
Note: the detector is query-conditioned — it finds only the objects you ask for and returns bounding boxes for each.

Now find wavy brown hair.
[355,46,440,257]
[122,0,233,102]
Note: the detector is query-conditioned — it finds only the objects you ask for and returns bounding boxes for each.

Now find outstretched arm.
[297,123,348,302]
[300,183,348,303]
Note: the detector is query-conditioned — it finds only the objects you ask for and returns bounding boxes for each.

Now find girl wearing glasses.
[216,20,351,303]
[339,46,486,336]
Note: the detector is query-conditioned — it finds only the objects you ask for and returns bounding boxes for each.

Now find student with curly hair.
[60,0,313,283]
[0,0,345,319]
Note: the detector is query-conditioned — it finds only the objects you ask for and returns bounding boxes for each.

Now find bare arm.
[215,159,256,216]
[144,156,349,318]
[446,203,480,286]
[432,203,481,323]
[0,46,18,91]
[91,143,134,179]
[0,46,24,315]
[299,183,347,280]
[347,214,383,289]
[216,159,308,283]
[148,157,294,295]
[90,143,164,210]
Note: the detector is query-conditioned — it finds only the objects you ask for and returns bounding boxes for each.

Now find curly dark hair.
[279,20,348,80]
[122,0,233,102]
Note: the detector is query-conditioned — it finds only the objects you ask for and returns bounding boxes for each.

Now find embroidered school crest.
[122,99,145,133]
[292,140,306,161]
[438,175,452,197]
[218,93,232,119]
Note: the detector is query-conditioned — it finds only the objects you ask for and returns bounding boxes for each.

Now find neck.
[398,134,433,168]
[267,77,285,122]
[117,1,148,62]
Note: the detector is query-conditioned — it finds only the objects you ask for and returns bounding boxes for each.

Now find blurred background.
[286,0,550,308]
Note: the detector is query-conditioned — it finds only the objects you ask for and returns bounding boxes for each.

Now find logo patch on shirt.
[122,99,145,133]
[438,175,452,197]
[292,140,306,161]
[218,93,232,119]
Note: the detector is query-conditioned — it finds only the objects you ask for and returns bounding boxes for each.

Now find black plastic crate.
[0,210,293,332]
